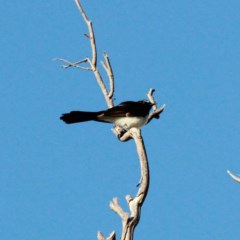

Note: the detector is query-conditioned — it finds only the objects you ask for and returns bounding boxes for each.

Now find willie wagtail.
[60,100,154,129]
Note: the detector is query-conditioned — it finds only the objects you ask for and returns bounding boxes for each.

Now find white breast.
[114,116,148,129]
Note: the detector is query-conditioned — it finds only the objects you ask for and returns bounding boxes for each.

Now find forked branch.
[147,88,166,123]
[55,0,114,108]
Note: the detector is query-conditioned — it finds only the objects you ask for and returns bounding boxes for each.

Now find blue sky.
[1,1,240,239]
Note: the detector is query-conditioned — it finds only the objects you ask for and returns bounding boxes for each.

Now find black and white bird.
[60,100,154,129]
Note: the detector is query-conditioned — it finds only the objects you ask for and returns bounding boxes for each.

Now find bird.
[60,100,154,130]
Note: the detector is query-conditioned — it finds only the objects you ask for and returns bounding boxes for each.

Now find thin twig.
[54,58,92,70]
[147,104,166,123]
[227,170,240,183]
[146,88,166,123]
[75,0,97,66]
[103,52,114,98]
[147,88,157,110]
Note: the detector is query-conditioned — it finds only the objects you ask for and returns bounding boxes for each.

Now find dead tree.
[56,1,165,239]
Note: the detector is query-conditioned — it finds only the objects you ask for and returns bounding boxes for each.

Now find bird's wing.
[100,101,147,117]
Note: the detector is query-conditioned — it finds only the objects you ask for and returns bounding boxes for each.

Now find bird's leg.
[113,125,127,138]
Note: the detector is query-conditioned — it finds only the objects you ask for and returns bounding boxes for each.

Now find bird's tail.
[60,111,102,124]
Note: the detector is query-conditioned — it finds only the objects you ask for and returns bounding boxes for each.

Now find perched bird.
[60,100,154,129]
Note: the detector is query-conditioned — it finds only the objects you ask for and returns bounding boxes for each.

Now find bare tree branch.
[56,0,114,108]
[110,198,129,219]
[227,170,240,183]
[108,128,150,240]
[74,0,97,66]
[98,231,116,240]
[74,0,114,107]
[101,52,114,98]
[147,88,166,123]
[53,58,92,70]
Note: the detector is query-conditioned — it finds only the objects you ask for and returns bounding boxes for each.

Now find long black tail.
[60,111,102,124]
